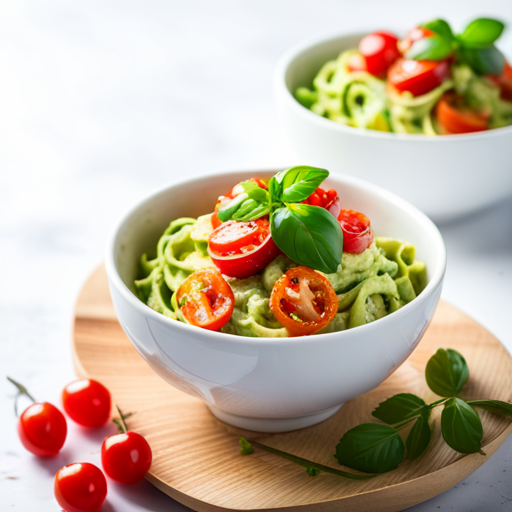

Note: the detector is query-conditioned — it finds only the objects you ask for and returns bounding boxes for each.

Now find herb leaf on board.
[372,393,427,425]
[441,398,484,454]
[425,348,469,398]
[406,409,432,460]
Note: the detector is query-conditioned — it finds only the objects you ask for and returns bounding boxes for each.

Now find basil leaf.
[217,180,271,222]
[406,410,432,460]
[372,393,427,425]
[456,44,505,75]
[467,400,512,418]
[425,348,469,397]
[335,424,404,474]
[421,19,453,41]
[406,35,453,61]
[273,166,329,203]
[441,398,483,454]
[458,18,505,48]
[271,204,342,273]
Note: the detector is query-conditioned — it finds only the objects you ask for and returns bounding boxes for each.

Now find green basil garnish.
[455,44,505,75]
[372,393,427,425]
[441,398,484,454]
[335,424,405,474]
[458,18,505,48]
[425,348,469,398]
[271,204,343,274]
[406,35,453,61]
[421,19,453,41]
[406,410,432,460]
[271,166,329,203]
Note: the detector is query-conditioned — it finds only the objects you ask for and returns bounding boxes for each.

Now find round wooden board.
[73,265,512,512]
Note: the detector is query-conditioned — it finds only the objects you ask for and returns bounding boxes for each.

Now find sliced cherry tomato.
[397,27,435,54]
[359,31,400,77]
[487,61,512,102]
[176,268,234,331]
[388,58,450,97]
[436,93,489,134]
[62,379,112,428]
[270,267,338,336]
[54,462,107,512]
[208,218,280,279]
[347,53,368,73]
[101,431,152,484]
[303,187,341,218]
[211,177,268,229]
[338,209,374,254]
[18,402,67,457]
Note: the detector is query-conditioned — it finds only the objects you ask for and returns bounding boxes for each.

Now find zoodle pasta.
[134,167,427,338]
[295,18,512,135]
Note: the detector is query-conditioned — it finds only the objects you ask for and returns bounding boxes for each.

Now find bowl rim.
[105,168,446,346]
[274,30,512,142]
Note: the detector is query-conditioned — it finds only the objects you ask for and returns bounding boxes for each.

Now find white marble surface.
[1,1,511,510]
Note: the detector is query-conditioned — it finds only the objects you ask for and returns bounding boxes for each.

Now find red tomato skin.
[488,61,512,102]
[209,234,280,279]
[62,379,111,428]
[436,93,488,134]
[338,209,374,254]
[17,402,67,457]
[55,463,107,512]
[359,31,400,76]
[101,432,153,484]
[388,59,450,97]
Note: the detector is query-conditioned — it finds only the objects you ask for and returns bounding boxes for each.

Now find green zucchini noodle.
[134,216,427,337]
[295,49,512,135]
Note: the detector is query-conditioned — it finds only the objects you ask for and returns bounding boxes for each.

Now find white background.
[1,1,511,510]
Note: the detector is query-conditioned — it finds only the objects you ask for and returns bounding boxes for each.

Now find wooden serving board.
[73,265,512,512]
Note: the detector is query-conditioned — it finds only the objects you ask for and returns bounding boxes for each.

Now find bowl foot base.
[207,404,344,433]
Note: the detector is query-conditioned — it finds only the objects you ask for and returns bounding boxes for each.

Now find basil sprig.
[404,17,506,76]
[238,347,512,478]
[217,166,343,274]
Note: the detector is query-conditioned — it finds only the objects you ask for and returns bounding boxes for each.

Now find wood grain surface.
[72,265,512,512]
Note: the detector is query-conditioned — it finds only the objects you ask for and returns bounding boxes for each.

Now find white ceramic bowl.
[274,32,512,221]
[105,170,446,433]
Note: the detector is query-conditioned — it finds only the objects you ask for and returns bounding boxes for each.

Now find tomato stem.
[7,376,37,417]
[113,405,133,434]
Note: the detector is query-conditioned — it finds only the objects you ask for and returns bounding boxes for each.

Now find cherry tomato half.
[55,462,107,512]
[436,93,489,134]
[101,432,152,484]
[347,53,368,73]
[359,31,400,77]
[397,27,435,54]
[62,379,112,428]
[338,209,374,254]
[388,58,450,97]
[208,218,280,279]
[211,177,268,229]
[270,267,338,336]
[488,61,512,102]
[18,402,67,457]
[176,268,235,331]
[303,187,341,218]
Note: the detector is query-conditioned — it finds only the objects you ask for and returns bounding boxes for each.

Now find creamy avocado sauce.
[135,217,427,337]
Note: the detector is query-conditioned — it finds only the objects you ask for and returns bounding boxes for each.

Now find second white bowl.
[274,32,512,221]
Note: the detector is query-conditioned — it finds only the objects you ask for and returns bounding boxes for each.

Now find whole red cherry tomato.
[270,267,338,336]
[303,187,341,218]
[101,432,153,484]
[176,268,235,331]
[338,209,374,254]
[55,462,107,512]
[436,93,489,134]
[18,402,67,457]
[62,379,111,428]
[359,31,400,77]
[208,218,280,279]
[211,177,268,229]
[388,58,451,97]
[398,27,436,54]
